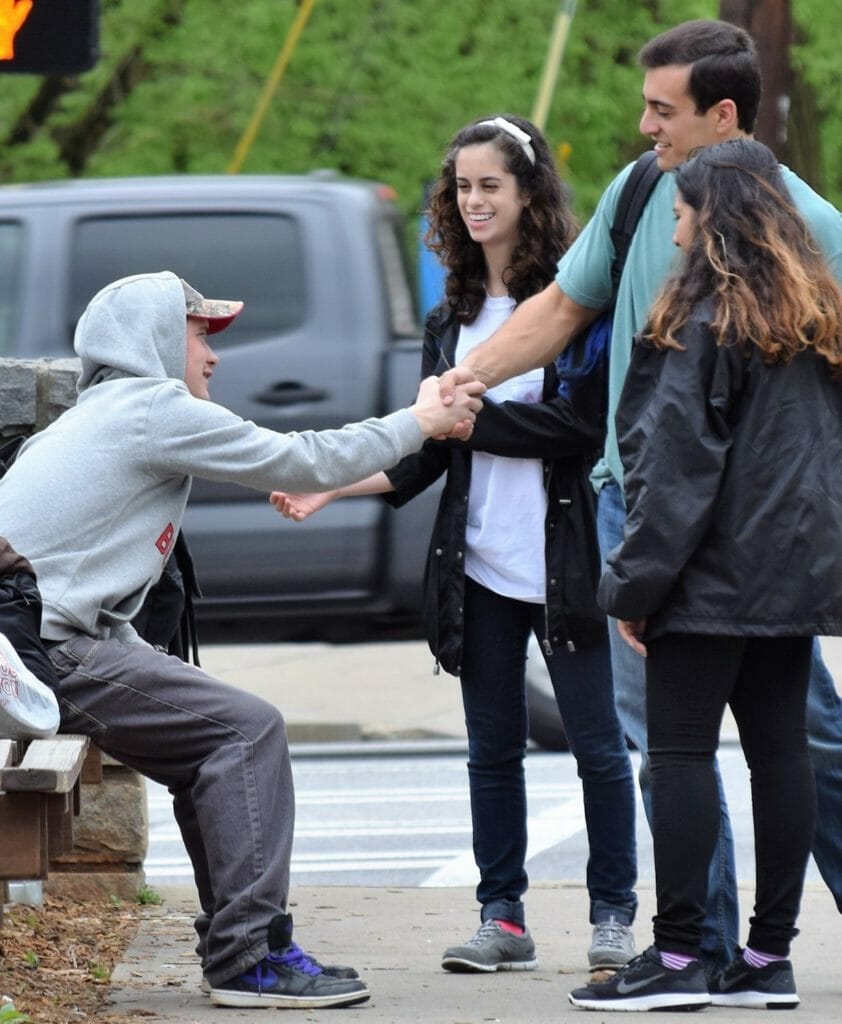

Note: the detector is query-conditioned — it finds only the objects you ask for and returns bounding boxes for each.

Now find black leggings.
[646,633,815,958]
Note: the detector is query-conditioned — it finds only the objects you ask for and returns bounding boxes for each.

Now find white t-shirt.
[455,294,547,602]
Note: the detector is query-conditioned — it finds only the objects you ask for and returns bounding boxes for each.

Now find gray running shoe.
[441,920,537,973]
[588,915,636,970]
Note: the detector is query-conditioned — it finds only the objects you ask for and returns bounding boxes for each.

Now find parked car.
[0,171,569,749]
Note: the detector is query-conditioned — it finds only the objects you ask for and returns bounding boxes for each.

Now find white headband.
[478,116,536,165]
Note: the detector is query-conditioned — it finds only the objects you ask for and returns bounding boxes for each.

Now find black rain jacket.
[598,299,842,641]
[384,303,608,676]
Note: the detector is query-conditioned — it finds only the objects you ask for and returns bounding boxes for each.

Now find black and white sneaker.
[201,946,359,995]
[709,951,799,1009]
[209,912,368,1009]
[209,945,369,1009]
[568,945,710,1012]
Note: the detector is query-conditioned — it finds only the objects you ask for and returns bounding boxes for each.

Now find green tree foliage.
[789,0,842,203]
[0,0,838,224]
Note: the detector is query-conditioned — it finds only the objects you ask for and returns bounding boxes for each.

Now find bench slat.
[0,738,18,768]
[0,735,89,794]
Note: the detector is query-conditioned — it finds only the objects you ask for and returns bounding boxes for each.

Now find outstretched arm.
[270,472,393,522]
[440,284,599,393]
[269,375,480,520]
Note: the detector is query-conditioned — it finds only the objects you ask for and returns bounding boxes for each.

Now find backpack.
[0,434,201,665]
[556,151,663,416]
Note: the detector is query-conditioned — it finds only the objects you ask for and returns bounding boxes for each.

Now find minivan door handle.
[253,380,329,405]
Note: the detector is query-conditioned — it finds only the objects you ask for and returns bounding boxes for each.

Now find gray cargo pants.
[49,633,294,986]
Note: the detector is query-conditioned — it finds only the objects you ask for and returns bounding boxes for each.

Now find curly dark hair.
[424,113,577,325]
[646,139,842,376]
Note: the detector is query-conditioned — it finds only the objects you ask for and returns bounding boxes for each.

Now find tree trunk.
[719,0,792,157]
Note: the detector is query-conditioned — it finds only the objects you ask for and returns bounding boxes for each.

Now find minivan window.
[69,213,306,348]
[375,218,418,338]
[0,221,22,357]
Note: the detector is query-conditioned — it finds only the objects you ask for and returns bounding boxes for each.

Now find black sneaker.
[210,911,368,1009]
[201,945,359,995]
[709,951,799,1009]
[209,944,370,1009]
[568,946,710,1012]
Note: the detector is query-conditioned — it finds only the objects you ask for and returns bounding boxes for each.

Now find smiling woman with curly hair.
[425,113,578,323]
[270,112,640,975]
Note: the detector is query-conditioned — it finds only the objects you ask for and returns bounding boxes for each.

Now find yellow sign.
[0,0,33,61]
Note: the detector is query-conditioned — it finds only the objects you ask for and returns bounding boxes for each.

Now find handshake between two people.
[270,369,484,522]
[410,371,485,441]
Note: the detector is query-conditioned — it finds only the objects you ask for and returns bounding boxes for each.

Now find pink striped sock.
[658,949,698,971]
[743,946,786,968]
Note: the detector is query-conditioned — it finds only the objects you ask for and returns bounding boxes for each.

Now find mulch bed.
[0,892,143,1023]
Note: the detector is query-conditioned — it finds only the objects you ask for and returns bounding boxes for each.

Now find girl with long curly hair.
[271,114,639,974]
[590,138,842,1011]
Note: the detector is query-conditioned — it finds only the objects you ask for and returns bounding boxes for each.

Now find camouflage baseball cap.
[181,279,244,335]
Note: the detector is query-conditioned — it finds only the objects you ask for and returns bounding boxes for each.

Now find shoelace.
[464,920,504,947]
[267,942,322,976]
[592,920,629,951]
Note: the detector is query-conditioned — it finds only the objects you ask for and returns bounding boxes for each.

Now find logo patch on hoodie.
[155,522,175,556]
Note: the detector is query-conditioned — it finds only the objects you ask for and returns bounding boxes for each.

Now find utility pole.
[719,0,793,159]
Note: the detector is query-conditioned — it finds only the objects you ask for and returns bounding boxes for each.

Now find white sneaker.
[0,631,60,740]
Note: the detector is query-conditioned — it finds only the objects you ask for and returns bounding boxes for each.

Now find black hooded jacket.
[384,303,608,676]
[598,299,842,640]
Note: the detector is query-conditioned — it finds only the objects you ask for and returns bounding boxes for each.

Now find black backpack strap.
[554,152,663,422]
[608,150,663,296]
[173,531,202,667]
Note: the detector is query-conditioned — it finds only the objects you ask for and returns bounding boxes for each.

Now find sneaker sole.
[442,956,538,973]
[589,956,633,970]
[569,991,711,1012]
[710,992,799,1009]
[210,986,370,1009]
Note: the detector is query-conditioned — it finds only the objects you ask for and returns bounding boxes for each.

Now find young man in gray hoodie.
[0,270,483,1010]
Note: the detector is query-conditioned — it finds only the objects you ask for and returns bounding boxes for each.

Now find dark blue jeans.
[459,575,638,928]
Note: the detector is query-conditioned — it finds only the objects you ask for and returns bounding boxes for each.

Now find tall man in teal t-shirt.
[441,18,842,977]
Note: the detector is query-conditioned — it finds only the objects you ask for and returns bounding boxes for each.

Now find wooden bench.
[0,735,92,927]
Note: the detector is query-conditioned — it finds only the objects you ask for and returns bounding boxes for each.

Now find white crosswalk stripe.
[144,752,588,886]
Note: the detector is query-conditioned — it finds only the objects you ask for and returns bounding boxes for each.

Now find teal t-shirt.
[556,160,842,493]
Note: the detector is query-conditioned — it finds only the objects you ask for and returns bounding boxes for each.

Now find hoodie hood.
[75,271,188,393]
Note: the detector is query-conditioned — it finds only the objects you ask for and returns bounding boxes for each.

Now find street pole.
[531,0,578,132]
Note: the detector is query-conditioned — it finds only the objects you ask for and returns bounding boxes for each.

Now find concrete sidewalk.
[107,883,841,1022]
[101,635,842,1020]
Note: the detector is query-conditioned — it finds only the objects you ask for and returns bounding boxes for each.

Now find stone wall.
[0,358,81,439]
[1,357,149,900]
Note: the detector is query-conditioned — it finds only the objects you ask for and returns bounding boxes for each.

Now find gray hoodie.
[0,271,423,642]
